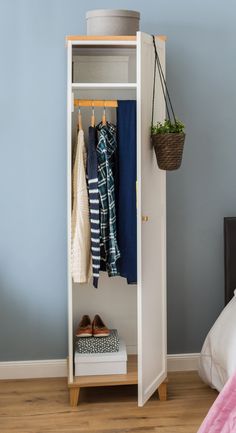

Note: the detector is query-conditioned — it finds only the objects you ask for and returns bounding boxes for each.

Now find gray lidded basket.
[86,9,140,36]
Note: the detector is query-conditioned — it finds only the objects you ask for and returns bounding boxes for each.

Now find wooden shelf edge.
[68,378,138,388]
[66,35,167,42]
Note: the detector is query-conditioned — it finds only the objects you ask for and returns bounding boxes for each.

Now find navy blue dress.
[116,100,137,284]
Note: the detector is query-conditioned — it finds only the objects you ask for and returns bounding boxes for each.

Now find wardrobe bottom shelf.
[68,355,167,406]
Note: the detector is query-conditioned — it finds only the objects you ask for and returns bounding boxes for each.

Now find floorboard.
[0,371,217,433]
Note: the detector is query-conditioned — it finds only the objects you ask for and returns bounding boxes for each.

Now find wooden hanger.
[91,104,95,127]
[74,100,119,128]
[102,104,106,126]
[77,107,82,130]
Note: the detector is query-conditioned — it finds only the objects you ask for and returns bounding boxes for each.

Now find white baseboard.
[127,344,137,354]
[167,353,200,372]
[0,353,200,380]
[0,359,67,380]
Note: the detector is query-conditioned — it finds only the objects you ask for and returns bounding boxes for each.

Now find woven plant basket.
[152,132,185,170]
[151,36,185,171]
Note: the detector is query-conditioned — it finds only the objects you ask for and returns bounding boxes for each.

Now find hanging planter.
[151,36,186,171]
[151,120,185,170]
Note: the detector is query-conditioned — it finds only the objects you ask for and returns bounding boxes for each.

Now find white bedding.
[198,290,236,391]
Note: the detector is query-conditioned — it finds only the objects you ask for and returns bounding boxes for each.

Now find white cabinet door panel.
[137,32,167,406]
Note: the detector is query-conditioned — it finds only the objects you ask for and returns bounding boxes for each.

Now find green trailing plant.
[151,119,185,135]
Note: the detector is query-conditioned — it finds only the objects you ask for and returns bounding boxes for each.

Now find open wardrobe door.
[137,32,167,407]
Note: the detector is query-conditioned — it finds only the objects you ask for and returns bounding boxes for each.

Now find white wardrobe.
[66,32,167,407]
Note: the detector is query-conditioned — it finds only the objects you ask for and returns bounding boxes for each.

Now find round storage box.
[86,9,140,36]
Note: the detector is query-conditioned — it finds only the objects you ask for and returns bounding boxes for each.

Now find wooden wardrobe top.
[66,35,167,42]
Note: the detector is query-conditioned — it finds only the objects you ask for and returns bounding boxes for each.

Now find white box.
[74,340,127,376]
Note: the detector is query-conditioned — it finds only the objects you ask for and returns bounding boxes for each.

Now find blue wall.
[0,0,235,360]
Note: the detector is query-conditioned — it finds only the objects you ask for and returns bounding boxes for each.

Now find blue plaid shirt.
[97,122,120,276]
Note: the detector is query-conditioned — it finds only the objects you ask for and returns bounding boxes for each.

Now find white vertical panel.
[67,41,73,383]
[137,32,167,406]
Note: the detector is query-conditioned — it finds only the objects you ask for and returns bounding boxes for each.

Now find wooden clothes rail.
[74,99,118,108]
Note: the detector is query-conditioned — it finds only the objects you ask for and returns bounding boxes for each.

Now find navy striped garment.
[87,126,100,288]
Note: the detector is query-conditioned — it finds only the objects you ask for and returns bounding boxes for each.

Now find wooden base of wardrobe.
[68,355,167,406]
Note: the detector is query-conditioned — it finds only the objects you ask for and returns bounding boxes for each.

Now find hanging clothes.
[71,129,92,283]
[87,126,100,288]
[97,122,120,277]
[116,100,137,284]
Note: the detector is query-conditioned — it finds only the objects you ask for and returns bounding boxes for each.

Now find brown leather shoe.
[92,314,110,337]
[75,315,92,337]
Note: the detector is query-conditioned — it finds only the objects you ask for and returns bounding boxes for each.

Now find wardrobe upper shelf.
[71,83,137,89]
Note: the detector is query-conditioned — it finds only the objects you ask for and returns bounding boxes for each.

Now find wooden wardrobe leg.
[70,387,80,407]
[157,381,167,401]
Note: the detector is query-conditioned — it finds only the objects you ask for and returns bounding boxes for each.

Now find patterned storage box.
[75,329,119,354]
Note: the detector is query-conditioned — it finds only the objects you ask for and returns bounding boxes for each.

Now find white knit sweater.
[71,129,92,283]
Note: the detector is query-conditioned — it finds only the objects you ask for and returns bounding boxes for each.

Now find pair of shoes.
[76,314,110,338]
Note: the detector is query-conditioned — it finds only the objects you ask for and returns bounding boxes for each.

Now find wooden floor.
[0,371,217,433]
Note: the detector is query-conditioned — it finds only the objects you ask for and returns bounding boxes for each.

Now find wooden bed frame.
[224,217,236,304]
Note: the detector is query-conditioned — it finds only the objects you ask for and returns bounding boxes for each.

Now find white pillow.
[198,290,236,391]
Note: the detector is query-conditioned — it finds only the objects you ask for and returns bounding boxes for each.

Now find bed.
[224,217,236,305]
[198,217,236,391]
[198,290,236,391]
[197,218,236,433]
